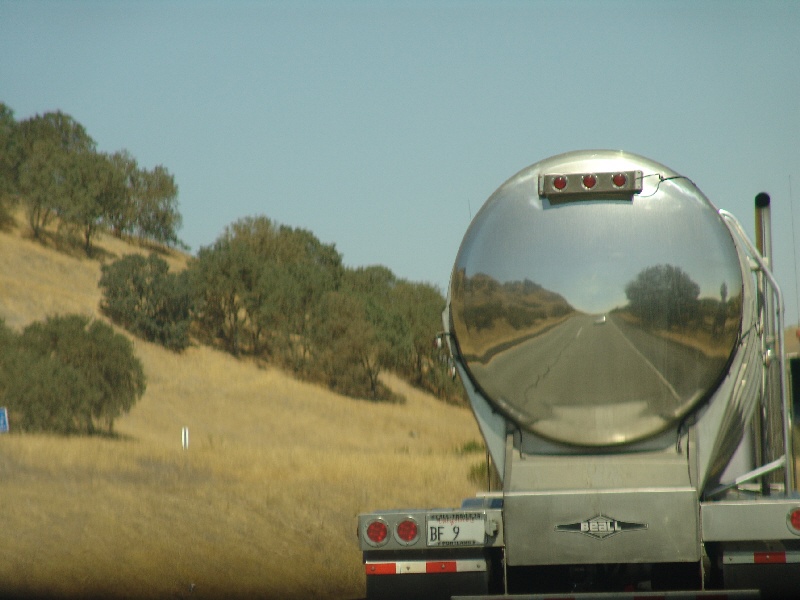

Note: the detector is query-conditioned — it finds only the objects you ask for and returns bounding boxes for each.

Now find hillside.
[0,214,483,599]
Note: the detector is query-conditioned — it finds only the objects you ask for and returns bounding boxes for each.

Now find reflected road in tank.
[467,312,727,446]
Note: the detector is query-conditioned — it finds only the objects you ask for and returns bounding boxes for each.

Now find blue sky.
[2,0,800,322]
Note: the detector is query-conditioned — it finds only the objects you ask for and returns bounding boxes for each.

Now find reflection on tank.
[448,152,746,446]
[452,270,576,362]
[624,265,739,340]
[451,265,741,446]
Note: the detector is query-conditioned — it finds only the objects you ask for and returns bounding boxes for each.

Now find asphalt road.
[468,313,725,442]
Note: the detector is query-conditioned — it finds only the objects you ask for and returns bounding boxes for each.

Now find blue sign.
[0,407,8,433]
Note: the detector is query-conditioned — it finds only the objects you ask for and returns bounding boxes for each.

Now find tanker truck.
[357,150,800,599]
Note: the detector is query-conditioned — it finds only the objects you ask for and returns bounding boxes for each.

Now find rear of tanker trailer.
[357,150,800,599]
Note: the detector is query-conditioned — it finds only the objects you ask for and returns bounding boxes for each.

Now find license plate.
[426,512,485,546]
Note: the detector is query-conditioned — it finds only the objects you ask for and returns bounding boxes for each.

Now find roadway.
[467,313,727,442]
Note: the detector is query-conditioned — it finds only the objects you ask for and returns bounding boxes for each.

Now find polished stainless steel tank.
[449,150,744,446]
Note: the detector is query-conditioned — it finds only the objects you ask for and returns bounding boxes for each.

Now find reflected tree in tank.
[624,264,700,330]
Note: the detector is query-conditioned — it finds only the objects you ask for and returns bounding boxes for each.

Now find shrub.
[99,253,192,351]
[1,315,146,434]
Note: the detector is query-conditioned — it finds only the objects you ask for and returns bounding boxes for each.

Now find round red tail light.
[396,519,419,544]
[582,174,597,189]
[553,176,567,190]
[788,508,800,534]
[612,173,628,187]
[366,520,389,545]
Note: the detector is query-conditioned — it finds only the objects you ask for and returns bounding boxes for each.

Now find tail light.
[396,518,419,545]
[365,519,389,547]
[787,508,800,534]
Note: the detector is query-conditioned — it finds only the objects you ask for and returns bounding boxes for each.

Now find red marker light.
[367,520,388,544]
[582,174,597,189]
[788,508,800,533]
[553,176,567,190]
[612,173,628,187]
[396,519,418,543]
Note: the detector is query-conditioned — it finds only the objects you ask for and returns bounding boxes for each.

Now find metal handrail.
[720,209,795,493]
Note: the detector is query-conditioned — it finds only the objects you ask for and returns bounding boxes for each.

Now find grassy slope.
[0,216,482,599]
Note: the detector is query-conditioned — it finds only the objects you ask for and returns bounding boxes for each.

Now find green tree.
[16,111,96,239]
[61,151,126,254]
[310,290,399,401]
[0,103,19,225]
[105,150,140,237]
[248,261,290,357]
[6,105,185,250]
[134,165,182,247]
[399,281,465,403]
[191,235,251,355]
[218,216,279,356]
[16,315,146,434]
[265,256,341,372]
[99,253,193,351]
[17,111,95,155]
[2,347,93,434]
[17,138,68,237]
[338,269,463,403]
[190,216,343,366]
[264,225,343,371]
[0,319,16,402]
[339,266,406,373]
[391,281,445,386]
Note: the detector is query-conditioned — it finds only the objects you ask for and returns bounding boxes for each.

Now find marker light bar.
[538,170,643,202]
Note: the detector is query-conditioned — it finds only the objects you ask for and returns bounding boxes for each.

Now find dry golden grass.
[0,213,483,599]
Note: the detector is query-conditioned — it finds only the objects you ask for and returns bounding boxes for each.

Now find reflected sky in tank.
[454,177,742,315]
